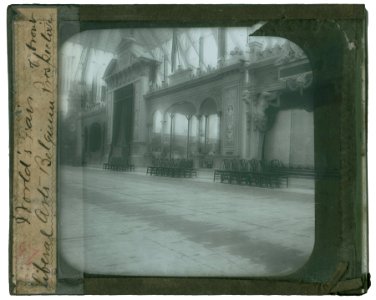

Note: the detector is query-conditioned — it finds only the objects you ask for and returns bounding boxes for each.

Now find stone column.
[248,92,279,161]
[241,91,250,159]
[160,118,167,151]
[247,92,262,160]
[251,130,265,161]
[242,67,251,158]
[204,115,209,154]
[186,115,192,159]
[196,114,202,153]
[169,113,175,159]
[217,111,222,155]
[244,68,249,84]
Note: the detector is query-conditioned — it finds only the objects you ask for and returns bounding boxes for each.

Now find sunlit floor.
[59,166,314,278]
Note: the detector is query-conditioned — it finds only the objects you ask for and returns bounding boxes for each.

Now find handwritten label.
[12,7,57,294]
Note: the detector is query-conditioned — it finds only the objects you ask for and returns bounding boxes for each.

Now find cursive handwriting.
[17,12,56,289]
[31,228,53,288]
[27,14,54,69]
[15,158,32,224]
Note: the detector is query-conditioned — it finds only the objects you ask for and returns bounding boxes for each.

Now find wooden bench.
[214,159,289,188]
[147,159,197,178]
[103,158,135,172]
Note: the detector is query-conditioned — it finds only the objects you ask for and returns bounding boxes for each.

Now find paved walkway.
[59,166,314,277]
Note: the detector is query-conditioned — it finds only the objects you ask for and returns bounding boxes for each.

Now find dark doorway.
[89,122,102,152]
[111,84,134,163]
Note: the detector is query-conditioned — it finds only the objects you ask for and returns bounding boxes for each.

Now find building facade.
[70,32,314,169]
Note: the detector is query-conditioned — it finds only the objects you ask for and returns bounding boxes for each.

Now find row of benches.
[102,157,338,189]
[214,159,340,188]
[103,158,135,172]
[147,159,197,178]
[214,159,289,188]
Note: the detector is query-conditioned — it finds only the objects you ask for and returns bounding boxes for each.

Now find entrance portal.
[110,84,134,164]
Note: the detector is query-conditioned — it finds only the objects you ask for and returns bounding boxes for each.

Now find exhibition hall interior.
[58,27,321,278]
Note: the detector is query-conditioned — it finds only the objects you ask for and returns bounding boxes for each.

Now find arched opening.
[153,110,163,134]
[164,102,196,159]
[151,110,163,153]
[110,84,134,163]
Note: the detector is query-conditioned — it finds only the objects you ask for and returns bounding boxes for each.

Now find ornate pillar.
[196,114,202,153]
[244,91,262,161]
[204,114,209,154]
[244,67,249,84]
[222,86,238,156]
[160,118,167,150]
[217,111,222,155]
[186,115,192,159]
[242,66,251,158]
[246,91,280,160]
[169,113,175,159]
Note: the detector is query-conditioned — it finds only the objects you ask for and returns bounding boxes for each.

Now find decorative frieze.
[106,63,150,91]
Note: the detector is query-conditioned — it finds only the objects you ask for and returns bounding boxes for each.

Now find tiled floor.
[59,166,315,278]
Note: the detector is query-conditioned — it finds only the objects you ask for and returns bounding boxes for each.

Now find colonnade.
[152,111,221,159]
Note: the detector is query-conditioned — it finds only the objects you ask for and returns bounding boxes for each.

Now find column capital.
[241,89,252,105]
[252,91,280,133]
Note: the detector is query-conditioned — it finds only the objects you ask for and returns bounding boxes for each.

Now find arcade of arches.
[76,37,314,170]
